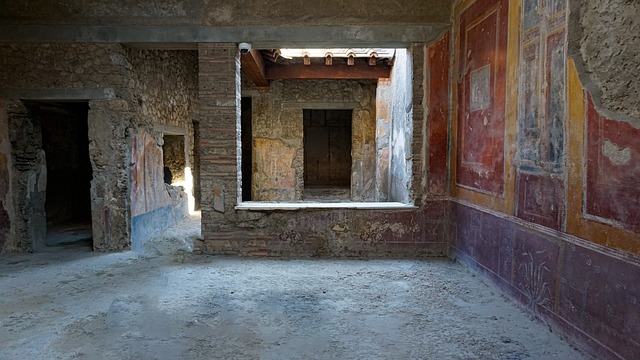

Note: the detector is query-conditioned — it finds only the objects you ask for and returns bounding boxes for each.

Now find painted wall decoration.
[452,202,640,360]
[455,0,509,195]
[130,131,171,218]
[426,32,450,196]
[585,94,640,231]
[515,0,568,230]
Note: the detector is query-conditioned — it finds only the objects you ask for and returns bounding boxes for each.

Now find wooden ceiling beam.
[265,63,391,80]
[240,49,269,88]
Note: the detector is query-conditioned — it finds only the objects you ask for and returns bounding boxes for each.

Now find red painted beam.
[265,63,391,80]
[241,50,269,88]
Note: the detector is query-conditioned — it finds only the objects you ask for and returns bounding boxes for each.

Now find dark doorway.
[162,134,185,185]
[241,97,252,201]
[303,109,352,200]
[193,120,201,211]
[39,102,93,248]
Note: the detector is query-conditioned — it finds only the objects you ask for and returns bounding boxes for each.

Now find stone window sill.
[235,202,417,211]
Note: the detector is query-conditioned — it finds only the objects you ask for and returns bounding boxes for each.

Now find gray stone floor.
[0,247,589,359]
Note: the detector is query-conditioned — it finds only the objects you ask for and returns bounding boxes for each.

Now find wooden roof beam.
[265,63,391,80]
[240,49,269,88]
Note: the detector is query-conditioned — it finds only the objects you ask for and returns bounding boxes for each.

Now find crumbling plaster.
[569,0,640,123]
[0,44,197,252]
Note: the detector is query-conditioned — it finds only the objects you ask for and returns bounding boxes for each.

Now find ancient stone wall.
[0,45,197,252]
[124,49,197,249]
[250,79,376,202]
[375,78,392,201]
[0,43,134,252]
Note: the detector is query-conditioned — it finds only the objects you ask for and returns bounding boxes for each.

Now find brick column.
[198,43,241,241]
[411,43,427,207]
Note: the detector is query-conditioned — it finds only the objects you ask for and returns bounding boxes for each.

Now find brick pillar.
[411,43,427,207]
[198,43,241,241]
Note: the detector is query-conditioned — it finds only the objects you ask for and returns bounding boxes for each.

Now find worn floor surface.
[0,218,588,359]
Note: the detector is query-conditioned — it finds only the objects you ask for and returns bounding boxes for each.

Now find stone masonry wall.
[124,49,197,249]
[251,79,377,202]
[3,101,47,252]
[0,43,134,252]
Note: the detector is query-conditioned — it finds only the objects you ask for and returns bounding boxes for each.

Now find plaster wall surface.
[425,32,449,197]
[375,79,392,201]
[387,49,414,204]
[572,0,640,121]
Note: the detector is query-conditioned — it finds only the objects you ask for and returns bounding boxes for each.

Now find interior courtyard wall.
[250,79,377,202]
[0,45,197,252]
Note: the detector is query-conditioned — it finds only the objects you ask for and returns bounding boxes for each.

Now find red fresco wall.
[515,1,568,231]
[586,94,640,231]
[455,0,509,195]
[427,32,450,196]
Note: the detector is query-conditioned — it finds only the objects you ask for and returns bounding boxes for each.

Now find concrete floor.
[0,242,588,359]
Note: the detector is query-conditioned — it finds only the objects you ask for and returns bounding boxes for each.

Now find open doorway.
[241,97,252,201]
[162,134,186,186]
[40,102,93,248]
[303,109,352,201]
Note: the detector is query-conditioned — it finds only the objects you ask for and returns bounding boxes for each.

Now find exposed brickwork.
[198,43,241,241]
[411,44,427,206]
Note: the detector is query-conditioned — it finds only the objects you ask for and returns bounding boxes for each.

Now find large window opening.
[40,102,93,248]
[303,109,352,201]
[239,47,414,207]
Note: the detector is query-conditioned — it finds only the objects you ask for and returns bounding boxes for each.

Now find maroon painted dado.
[451,201,640,360]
